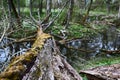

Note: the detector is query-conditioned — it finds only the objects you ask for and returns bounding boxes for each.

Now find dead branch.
[0,26,7,42]
[0,35,36,49]
[43,0,70,31]
[100,49,120,54]
[29,1,41,28]
[56,40,94,53]
[41,13,52,24]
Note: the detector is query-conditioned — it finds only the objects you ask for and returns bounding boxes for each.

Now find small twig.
[0,35,36,49]
[29,6,41,27]
[0,26,7,42]
[41,13,52,24]
[100,49,120,54]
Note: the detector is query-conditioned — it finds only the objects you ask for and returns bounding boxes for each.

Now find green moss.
[51,23,104,39]
[74,56,120,71]
[0,33,51,80]
[10,26,37,38]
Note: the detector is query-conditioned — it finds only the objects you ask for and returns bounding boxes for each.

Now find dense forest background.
[0,0,120,80]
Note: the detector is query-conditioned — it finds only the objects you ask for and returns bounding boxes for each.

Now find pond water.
[0,39,32,72]
[60,26,120,65]
[0,26,120,72]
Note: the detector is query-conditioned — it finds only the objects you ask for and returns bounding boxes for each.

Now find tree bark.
[8,0,21,28]
[65,0,74,29]
[0,30,82,80]
[46,0,52,16]
[106,0,111,13]
[8,0,13,28]
[17,0,20,16]
[82,0,93,24]
[118,3,120,19]
[80,64,120,80]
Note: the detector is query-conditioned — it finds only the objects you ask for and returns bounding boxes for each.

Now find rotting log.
[0,30,51,80]
[0,30,82,80]
[80,64,120,80]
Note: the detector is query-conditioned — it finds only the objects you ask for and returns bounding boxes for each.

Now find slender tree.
[39,0,43,15]
[8,0,13,28]
[17,0,20,16]
[46,0,52,15]
[118,3,120,19]
[106,0,111,13]
[82,0,93,23]
[8,0,21,28]
[65,0,74,28]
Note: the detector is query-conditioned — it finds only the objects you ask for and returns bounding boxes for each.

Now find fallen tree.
[0,1,83,79]
[0,30,82,80]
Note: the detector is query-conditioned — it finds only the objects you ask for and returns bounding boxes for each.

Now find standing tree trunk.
[65,0,74,29]
[39,0,43,15]
[118,3,120,19]
[17,0,20,16]
[82,0,93,24]
[46,0,52,15]
[106,0,111,13]
[8,0,13,28]
[30,0,33,14]
[8,0,21,28]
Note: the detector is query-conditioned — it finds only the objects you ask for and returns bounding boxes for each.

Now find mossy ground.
[76,55,120,71]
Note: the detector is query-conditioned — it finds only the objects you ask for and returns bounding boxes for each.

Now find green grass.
[73,55,120,71]
[78,55,120,80]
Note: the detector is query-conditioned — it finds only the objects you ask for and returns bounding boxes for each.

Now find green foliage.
[56,8,67,23]
[82,56,120,70]
[81,74,88,80]
[10,22,37,38]
[51,23,105,39]
[68,24,98,38]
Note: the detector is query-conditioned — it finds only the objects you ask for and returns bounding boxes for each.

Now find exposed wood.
[80,64,120,80]
[0,31,51,80]
[0,31,82,80]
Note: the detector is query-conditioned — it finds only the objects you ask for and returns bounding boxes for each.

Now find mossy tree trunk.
[22,36,82,80]
[0,30,82,80]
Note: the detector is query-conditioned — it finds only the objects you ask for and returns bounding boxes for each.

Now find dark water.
[61,26,120,62]
[0,26,120,71]
[0,38,32,72]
